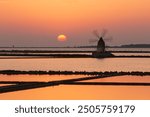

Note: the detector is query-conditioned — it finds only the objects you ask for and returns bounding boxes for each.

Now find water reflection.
[0,75,150,100]
[0,75,85,82]
[0,58,149,72]
[0,47,150,51]
[0,85,150,100]
[82,75,150,83]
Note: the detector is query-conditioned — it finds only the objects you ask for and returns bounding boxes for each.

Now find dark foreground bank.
[0,70,150,76]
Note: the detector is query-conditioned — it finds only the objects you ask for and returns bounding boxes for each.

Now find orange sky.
[0,0,150,46]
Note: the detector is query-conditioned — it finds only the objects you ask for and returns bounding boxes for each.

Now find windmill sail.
[93,30,100,38]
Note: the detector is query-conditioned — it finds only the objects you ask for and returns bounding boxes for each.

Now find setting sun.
[57,34,67,42]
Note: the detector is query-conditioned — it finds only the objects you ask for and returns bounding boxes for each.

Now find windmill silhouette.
[89,29,112,52]
[89,29,114,58]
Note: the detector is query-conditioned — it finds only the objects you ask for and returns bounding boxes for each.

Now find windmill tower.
[97,37,105,52]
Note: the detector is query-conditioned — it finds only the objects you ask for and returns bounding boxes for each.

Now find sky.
[0,0,150,47]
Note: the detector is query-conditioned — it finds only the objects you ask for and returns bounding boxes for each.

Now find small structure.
[97,37,105,53]
[91,30,114,58]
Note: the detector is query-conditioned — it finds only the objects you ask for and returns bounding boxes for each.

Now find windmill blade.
[89,39,98,43]
[101,29,108,38]
[93,30,100,38]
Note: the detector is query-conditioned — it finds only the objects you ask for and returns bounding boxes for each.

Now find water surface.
[0,58,149,72]
[1,47,150,51]
[0,75,149,100]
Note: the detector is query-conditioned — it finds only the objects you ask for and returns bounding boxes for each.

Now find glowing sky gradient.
[0,0,150,47]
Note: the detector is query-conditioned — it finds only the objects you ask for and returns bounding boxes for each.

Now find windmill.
[89,29,114,57]
[89,29,112,52]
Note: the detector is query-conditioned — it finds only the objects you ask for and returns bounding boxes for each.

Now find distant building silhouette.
[97,37,105,52]
[91,29,114,58]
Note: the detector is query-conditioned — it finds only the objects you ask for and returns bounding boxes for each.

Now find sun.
[57,34,67,42]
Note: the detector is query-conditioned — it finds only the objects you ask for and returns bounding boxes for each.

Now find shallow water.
[82,75,150,83]
[0,47,150,51]
[0,58,149,72]
[0,48,149,100]
[114,53,150,56]
[0,75,86,82]
[0,52,150,56]
[0,75,150,100]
